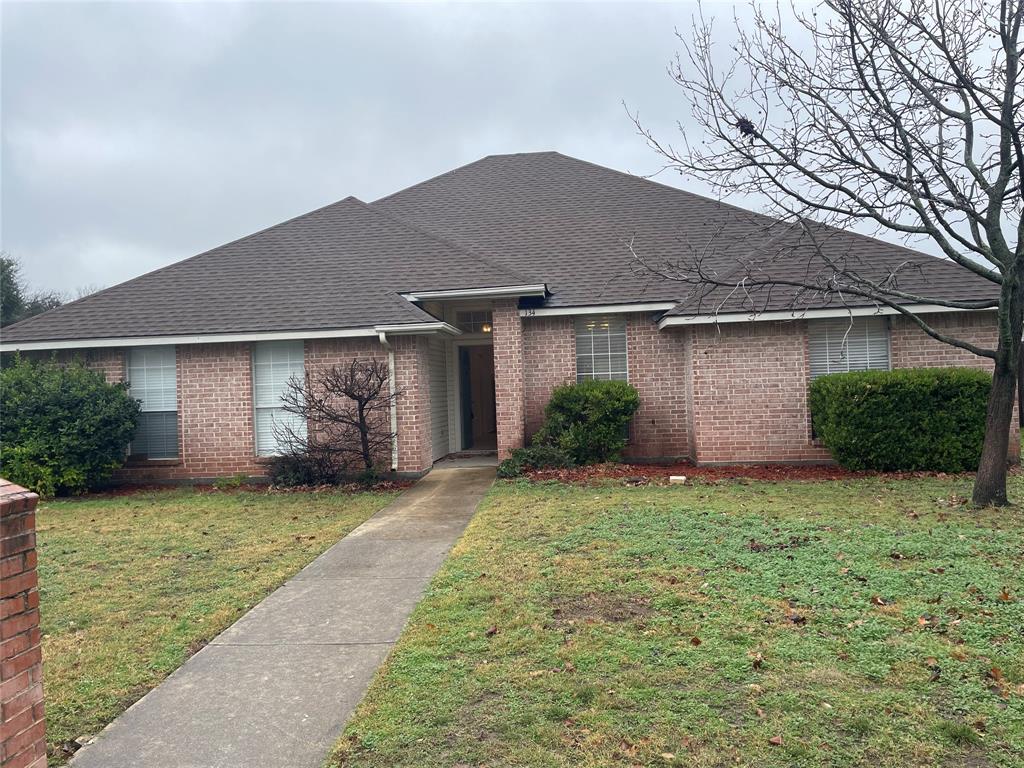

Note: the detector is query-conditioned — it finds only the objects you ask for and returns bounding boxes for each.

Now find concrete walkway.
[72,466,495,768]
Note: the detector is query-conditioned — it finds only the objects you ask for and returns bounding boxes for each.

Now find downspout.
[378,331,399,471]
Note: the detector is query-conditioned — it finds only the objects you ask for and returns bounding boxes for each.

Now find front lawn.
[37,486,397,763]
[332,475,1024,767]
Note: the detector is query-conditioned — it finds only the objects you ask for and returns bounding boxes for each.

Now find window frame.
[454,309,493,334]
[807,316,892,380]
[251,340,307,457]
[127,345,179,460]
[574,315,629,382]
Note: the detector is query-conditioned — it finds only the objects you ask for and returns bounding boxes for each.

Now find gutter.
[377,331,400,472]
[0,321,461,353]
[657,303,977,328]
[399,283,548,301]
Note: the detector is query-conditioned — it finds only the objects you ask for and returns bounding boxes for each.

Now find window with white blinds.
[128,346,178,459]
[253,340,306,456]
[575,315,629,381]
[808,317,891,379]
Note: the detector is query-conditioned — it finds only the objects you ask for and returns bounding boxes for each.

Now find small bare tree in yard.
[275,359,399,481]
[632,0,1023,505]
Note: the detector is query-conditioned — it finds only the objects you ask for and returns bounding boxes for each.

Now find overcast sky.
[0,1,848,297]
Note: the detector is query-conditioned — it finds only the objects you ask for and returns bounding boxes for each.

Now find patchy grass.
[37,486,396,764]
[331,475,1024,767]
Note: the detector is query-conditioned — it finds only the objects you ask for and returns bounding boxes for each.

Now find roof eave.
[0,321,461,353]
[657,303,978,329]
[399,283,548,302]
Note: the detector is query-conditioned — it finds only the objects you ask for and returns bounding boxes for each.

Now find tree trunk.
[972,351,1018,507]
[357,402,373,471]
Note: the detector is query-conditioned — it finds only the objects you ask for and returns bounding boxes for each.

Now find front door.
[458,345,496,450]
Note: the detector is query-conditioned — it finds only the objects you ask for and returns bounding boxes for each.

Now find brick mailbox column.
[1,480,46,768]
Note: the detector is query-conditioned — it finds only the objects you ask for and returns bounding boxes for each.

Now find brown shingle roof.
[375,151,997,315]
[1,197,530,343]
[1,151,998,346]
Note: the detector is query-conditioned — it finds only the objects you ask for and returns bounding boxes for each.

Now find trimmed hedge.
[808,367,991,472]
[534,379,641,465]
[0,356,141,495]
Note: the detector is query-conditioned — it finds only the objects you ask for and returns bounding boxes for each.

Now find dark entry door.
[459,345,497,450]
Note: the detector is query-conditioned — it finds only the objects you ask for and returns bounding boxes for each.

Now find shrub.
[809,367,991,472]
[267,452,333,487]
[534,379,641,465]
[266,452,380,487]
[0,356,141,495]
[496,445,574,478]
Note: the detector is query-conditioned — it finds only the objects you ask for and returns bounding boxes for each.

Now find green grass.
[37,486,396,763]
[331,476,1024,767]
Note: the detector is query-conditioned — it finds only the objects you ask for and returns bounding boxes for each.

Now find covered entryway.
[457,344,497,450]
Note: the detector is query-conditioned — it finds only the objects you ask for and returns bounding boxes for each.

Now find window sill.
[124,458,182,468]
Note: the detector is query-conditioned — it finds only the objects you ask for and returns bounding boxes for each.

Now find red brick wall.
[50,338,435,481]
[690,321,831,464]
[392,336,433,473]
[114,343,263,481]
[31,309,1017,475]
[522,317,575,439]
[891,312,998,370]
[1,480,46,768]
[493,300,525,459]
[625,315,691,460]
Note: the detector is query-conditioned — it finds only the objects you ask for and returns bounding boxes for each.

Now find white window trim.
[575,315,630,383]
[251,340,307,457]
[127,345,179,460]
[807,316,892,379]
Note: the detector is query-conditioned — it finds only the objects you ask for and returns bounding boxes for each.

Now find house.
[0,152,1010,479]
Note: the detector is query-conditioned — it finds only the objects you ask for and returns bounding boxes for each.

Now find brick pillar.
[393,336,433,473]
[1,480,46,768]
[492,299,525,459]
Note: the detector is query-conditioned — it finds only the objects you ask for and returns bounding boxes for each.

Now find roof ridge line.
[351,197,540,286]
[372,155,504,206]
[553,152,959,268]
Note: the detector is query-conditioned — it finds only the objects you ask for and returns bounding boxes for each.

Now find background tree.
[274,358,400,483]
[632,0,1022,505]
[1,254,65,327]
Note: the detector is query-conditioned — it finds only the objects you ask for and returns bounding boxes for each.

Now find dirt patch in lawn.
[523,461,973,485]
[551,592,653,625]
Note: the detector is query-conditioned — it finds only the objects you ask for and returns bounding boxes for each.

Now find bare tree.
[631,0,1023,505]
[276,358,399,479]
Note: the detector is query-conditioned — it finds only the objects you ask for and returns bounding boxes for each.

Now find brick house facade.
[3,152,1012,478]
[28,308,1012,481]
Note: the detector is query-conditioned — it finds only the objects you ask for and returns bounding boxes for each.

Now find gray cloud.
[2,1,705,293]
[3,1,927,297]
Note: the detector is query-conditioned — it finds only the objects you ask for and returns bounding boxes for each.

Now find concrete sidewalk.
[72,466,495,768]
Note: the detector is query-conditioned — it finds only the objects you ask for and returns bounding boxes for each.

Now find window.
[455,310,492,334]
[253,340,306,456]
[128,346,178,459]
[575,315,628,381]
[808,317,890,379]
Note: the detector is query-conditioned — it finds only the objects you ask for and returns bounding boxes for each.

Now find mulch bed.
[522,461,971,485]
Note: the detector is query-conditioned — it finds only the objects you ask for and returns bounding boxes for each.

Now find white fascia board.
[519,302,677,318]
[373,322,462,336]
[657,303,977,329]
[0,321,465,353]
[400,284,548,301]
